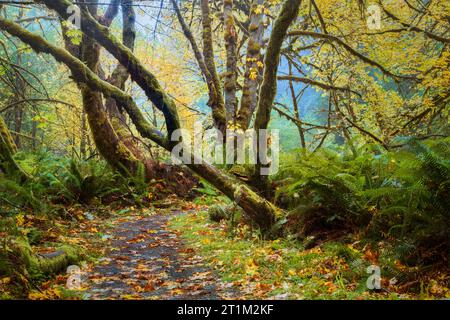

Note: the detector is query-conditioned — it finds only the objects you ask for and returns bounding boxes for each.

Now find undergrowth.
[273,138,449,268]
[0,151,156,298]
[170,210,449,299]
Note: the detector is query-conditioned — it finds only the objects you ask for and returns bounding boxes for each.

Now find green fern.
[274,138,449,265]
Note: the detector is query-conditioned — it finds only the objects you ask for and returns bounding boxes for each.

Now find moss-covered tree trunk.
[42,0,182,140]
[0,10,280,230]
[201,0,227,134]
[104,0,146,162]
[61,2,143,177]
[223,0,238,124]
[254,0,302,130]
[253,0,301,189]
[80,37,142,177]
[0,115,29,181]
[236,0,265,130]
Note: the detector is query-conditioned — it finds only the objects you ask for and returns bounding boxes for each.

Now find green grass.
[168,211,411,300]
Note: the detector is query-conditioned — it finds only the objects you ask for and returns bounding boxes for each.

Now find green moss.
[0,116,17,154]
[7,237,83,278]
[168,211,404,299]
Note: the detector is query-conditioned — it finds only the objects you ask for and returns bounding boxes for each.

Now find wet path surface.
[86,212,235,300]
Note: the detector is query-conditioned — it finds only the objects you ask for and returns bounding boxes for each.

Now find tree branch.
[287,30,417,80]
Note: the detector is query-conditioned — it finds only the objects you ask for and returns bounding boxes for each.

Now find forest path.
[86,210,235,300]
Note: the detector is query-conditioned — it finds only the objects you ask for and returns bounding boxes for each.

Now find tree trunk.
[254,0,302,131]
[31,112,38,151]
[104,0,145,162]
[0,115,29,181]
[236,0,265,130]
[201,0,227,133]
[76,3,144,177]
[80,33,142,176]
[170,0,226,133]
[288,61,306,148]
[43,0,182,139]
[223,0,238,124]
[13,106,23,149]
[80,110,87,159]
[253,0,301,188]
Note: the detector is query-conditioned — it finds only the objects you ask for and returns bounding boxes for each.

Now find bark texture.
[104,0,146,162]
[41,0,181,138]
[254,0,301,131]
[252,0,301,189]
[236,0,265,130]
[77,4,142,177]
[0,115,29,181]
[223,0,238,123]
[200,0,227,133]
[171,0,226,132]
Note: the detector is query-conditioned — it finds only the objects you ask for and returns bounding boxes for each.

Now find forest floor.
[85,210,236,300]
[21,199,448,300]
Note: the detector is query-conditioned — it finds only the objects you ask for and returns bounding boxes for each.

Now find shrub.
[273,138,450,265]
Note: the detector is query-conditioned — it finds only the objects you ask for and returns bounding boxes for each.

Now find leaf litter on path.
[84,210,237,300]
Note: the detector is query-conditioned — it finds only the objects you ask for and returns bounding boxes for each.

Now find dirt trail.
[86,211,235,300]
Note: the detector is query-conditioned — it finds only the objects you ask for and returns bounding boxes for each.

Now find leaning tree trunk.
[62,2,143,178]
[104,0,145,162]
[80,34,142,177]
[255,0,302,131]
[0,115,29,181]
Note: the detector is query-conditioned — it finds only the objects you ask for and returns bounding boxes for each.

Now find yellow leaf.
[1,277,11,284]
[249,69,258,80]
[245,259,259,276]
[16,214,25,227]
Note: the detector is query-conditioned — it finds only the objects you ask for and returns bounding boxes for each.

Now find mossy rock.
[8,237,84,276]
[208,205,229,222]
[1,236,85,298]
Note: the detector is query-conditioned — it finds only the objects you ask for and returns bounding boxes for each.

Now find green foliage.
[208,204,230,222]
[363,139,450,265]
[169,211,403,299]
[274,138,450,265]
[118,162,149,205]
[0,178,43,211]
[62,21,82,45]
[274,147,369,237]
[0,225,83,298]
[193,181,230,205]
[0,152,153,213]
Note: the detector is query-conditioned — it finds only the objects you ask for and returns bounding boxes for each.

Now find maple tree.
[0,0,448,300]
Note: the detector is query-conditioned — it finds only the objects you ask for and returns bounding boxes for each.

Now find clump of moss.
[208,204,229,222]
[0,235,84,298]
